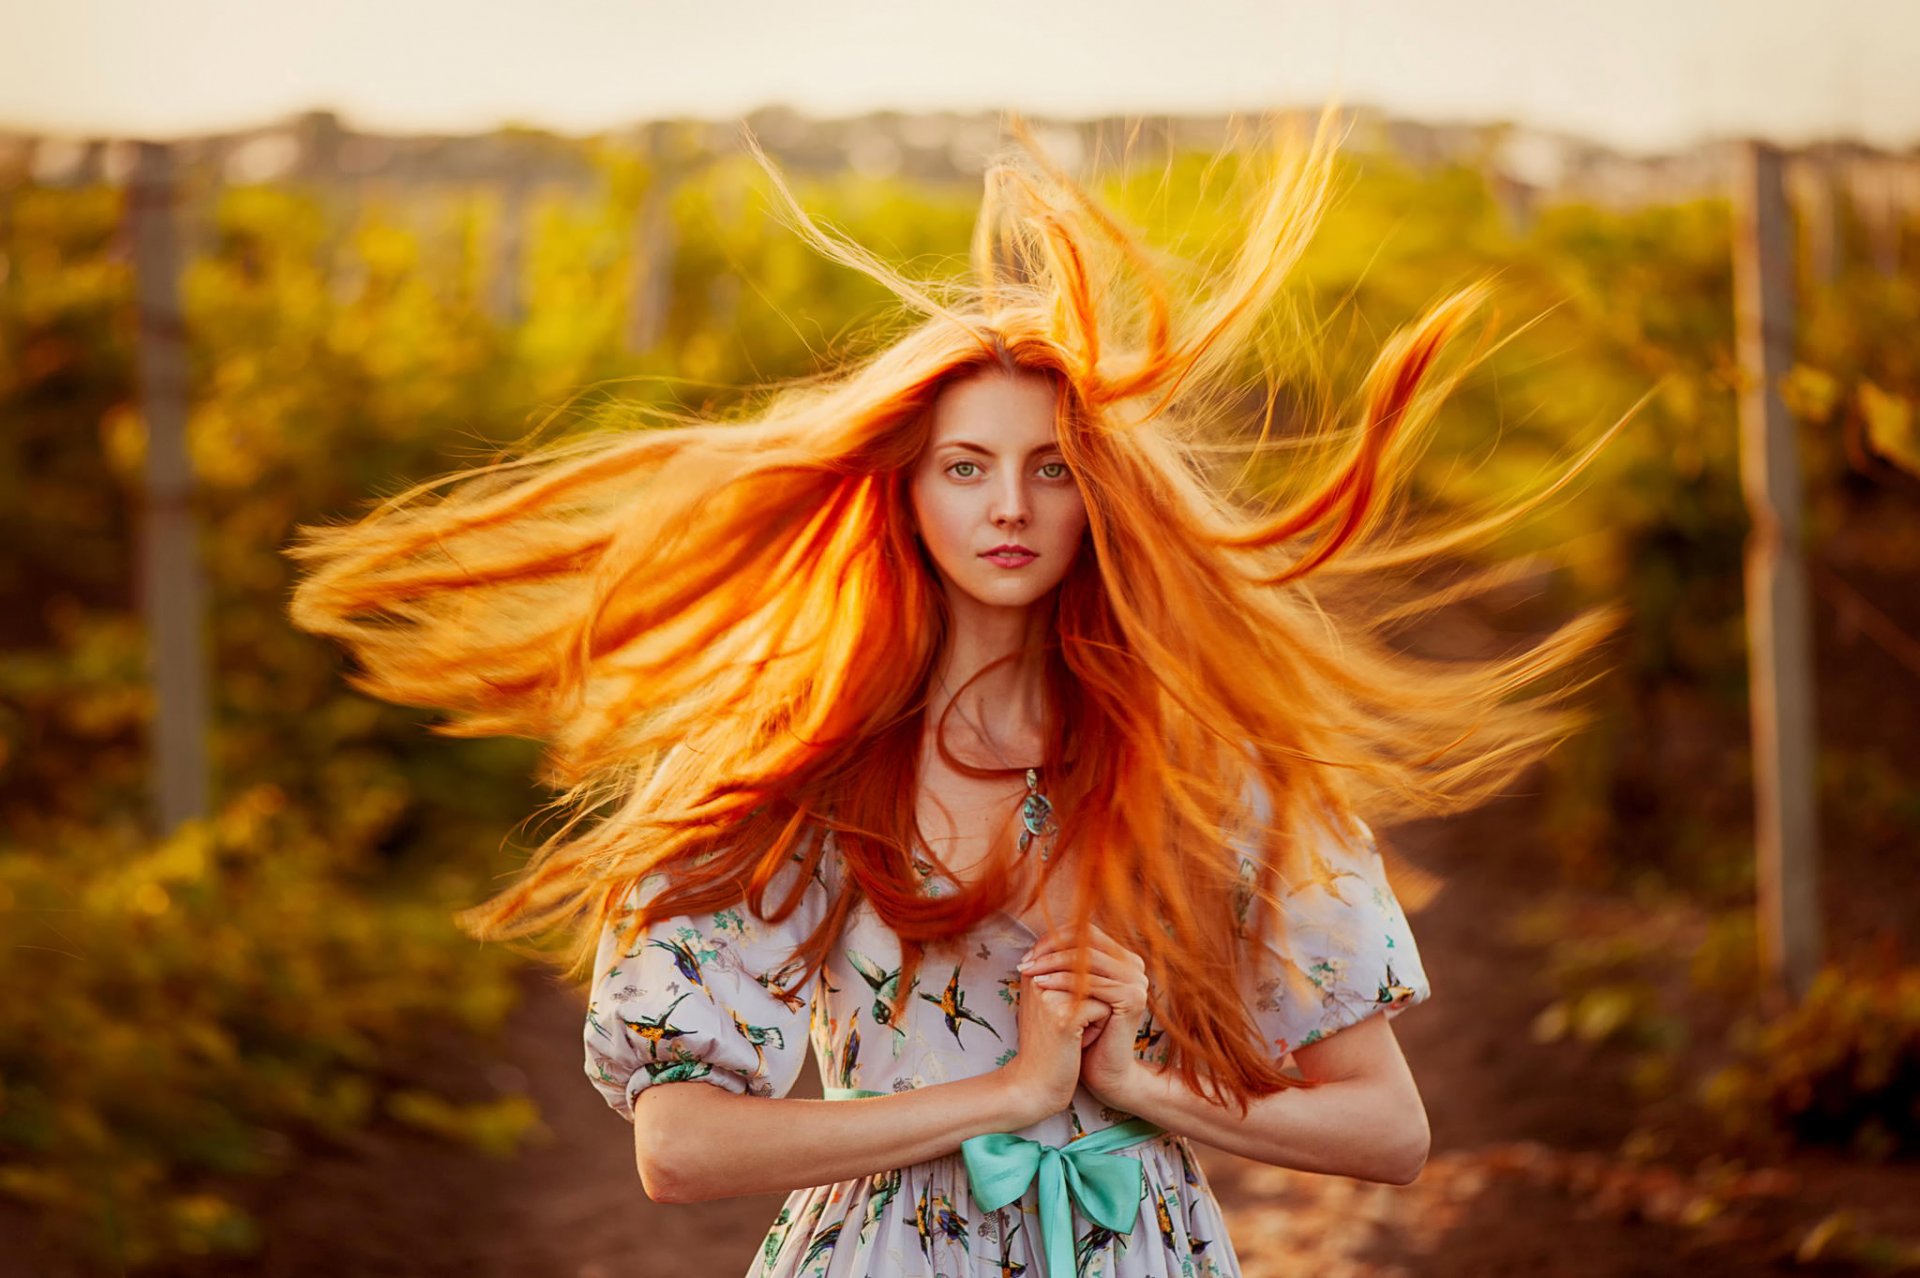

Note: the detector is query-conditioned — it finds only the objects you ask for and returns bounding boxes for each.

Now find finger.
[1020,936,1122,969]
[1020,958,1127,990]
[1035,973,1143,1006]
[1038,980,1149,1018]
[1019,946,1111,972]
[1071,996,1112,1023]
[1028,926,1109,954]
[1020,949,1138,983]
[1031,975,1132,1010]
[1029,940,1144,990]
[1045,989,1144,1016]
[1077,928,1147,970]
[1025,929,1143,971]
[1025,967,1140,1003]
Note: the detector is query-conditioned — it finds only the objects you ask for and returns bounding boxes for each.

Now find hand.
[999,966,1112,1127]
[1018,923,1153,1111]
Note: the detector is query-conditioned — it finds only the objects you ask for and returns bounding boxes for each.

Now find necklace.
[1018,767,1060,862]
[930,673,1057,860]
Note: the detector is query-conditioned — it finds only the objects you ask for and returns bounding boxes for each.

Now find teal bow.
[960,1117,1164,1276]
[822,1087,1163,1275]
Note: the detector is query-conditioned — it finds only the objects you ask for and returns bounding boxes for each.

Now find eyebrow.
[937,441,1064,457]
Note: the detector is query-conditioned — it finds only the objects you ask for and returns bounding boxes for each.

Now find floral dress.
[583,798,1431,1277]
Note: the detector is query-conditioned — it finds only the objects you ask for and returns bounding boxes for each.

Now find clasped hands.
[1015,922,1153,1107]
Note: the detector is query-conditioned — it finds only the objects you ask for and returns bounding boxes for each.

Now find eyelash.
[947,461,1071,481]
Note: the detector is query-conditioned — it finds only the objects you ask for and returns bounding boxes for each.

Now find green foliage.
[1514,895,1693,1059]
[0,171,572,1272]
[384,1089,547,1160]
[0,784,527,1268]
[1690,909,1762,998]
[1793,1208,1920,1270]
[1702,960,1920,1161]
[1858,380,1920,476]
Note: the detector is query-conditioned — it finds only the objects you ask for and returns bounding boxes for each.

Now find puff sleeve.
[583,846,833,1122]
[1235,796,1432,1057]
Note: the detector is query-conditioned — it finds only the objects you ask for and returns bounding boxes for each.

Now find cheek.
[909,476,971,559]
[1046,489,1090,547]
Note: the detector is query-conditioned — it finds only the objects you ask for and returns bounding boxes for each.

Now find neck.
[927,585,1050,766]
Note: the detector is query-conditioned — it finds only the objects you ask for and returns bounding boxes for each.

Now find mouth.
[980,544,1038,568]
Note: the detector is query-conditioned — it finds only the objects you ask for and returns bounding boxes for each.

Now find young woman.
[286,104,1622,1276]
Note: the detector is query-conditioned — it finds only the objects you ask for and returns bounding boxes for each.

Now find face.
[908,368,1089,611]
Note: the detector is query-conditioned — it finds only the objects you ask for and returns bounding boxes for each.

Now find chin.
[960,577,1063,610]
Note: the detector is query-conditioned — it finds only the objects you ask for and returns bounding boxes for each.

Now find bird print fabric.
[584,804,1431,1276]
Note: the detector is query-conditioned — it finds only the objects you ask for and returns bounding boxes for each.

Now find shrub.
[0,783,531,1270]
[1701,958,1920,1161]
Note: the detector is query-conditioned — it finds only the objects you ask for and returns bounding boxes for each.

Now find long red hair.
[284,104,1633,1113]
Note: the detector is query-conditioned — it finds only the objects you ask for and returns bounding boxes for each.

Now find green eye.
[949,461,979,478]
[1039,462,1069,480]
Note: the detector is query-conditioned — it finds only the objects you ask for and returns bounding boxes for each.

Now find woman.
[286,103,1623,1276]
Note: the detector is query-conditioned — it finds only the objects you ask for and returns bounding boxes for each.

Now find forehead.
[927,370,1060,446]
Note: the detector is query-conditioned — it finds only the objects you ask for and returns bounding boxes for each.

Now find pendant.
[1018,767,1059,861]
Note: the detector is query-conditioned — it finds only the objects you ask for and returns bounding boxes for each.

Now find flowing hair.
[284,103,1634,1114]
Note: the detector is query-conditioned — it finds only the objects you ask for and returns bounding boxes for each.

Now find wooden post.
[1789,147,1839,287]
[1731,139,1822,1005]
[487,170,531,327]
[128,140,212,834]
[1856,157,1902,278]
[625,178,676,354]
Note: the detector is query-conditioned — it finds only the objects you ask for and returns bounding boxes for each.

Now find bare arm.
[630,968,1113,1204]
[632,1069,1035,1203]
[1021,915,1432,1186]
[1106,1013,1430,1185]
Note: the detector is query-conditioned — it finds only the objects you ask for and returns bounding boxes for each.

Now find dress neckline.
[822,827,1073,940]
[997,907,1042,939]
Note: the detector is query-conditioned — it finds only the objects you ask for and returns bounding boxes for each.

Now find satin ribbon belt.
[823,1085,1166,1276]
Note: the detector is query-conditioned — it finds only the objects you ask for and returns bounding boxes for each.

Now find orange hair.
[284,103,1631,1114]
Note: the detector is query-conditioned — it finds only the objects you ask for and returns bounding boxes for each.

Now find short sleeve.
[583,844,833,1122]
[1236,799,1432,1057]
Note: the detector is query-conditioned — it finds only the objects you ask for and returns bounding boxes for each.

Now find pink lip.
[981,544,1037,567]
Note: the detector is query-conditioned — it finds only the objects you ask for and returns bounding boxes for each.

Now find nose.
[989,471,1030,532]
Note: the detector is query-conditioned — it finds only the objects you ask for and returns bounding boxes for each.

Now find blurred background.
[2,2,1917,1274]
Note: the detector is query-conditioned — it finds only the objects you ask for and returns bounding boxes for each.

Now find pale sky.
[3,0,1915,155]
